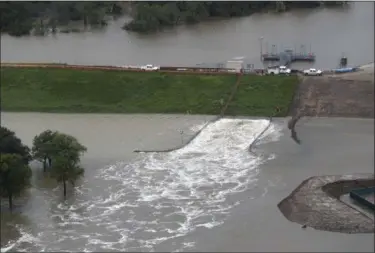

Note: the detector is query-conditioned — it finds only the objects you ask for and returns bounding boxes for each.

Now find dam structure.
[260,43,316,66]
[262,49,316,66]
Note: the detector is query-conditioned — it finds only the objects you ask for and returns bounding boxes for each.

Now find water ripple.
[1,118,282,253]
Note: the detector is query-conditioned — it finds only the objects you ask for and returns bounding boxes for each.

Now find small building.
[226,60,243,73]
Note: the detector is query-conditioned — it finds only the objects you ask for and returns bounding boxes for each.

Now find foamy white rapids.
[2,118,282,252]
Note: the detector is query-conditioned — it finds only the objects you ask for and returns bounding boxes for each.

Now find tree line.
[0,1,347,36]
[0,126,86,211]
[0,1,125,36]
[123,1,347,32]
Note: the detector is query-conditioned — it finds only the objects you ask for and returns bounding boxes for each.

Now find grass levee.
[226,75,299,116]
[1,67,299,116]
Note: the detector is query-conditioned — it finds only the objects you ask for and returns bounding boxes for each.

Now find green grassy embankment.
[226,75,299,116]
[0,67,299,116]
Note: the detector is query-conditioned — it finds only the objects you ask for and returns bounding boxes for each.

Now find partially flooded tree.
[32,130,58,172]
[47,133,87,198]
[0,126,31,164]
[51,155,84,198]
[0,154,32,211]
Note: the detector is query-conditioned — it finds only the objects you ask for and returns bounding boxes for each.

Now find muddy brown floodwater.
[1,2,374,68]
[365,193,375,205]
[188,117,374,252]
[1,2,374,251]
[1,113,374,252]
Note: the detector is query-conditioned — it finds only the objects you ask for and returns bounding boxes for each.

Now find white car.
[267,66,291,75]
[140,64,160,71]
[303,68,322,76]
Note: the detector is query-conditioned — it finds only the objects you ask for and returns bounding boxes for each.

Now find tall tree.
[51,155,84,198]
[47,132,87,198]
[0,126,31,164]
[0,154,32,211]
[32,130,58,172]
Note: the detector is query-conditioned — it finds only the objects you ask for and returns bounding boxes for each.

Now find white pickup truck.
[267,66,291,75]
[303,68,322,76]
[140,64,160,71]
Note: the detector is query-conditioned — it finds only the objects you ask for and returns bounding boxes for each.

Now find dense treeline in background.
[0,1,347,36]
[124,1,347,32]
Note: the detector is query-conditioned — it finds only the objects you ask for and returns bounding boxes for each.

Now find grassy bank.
[1,67,299,116]
[226,75,299,116]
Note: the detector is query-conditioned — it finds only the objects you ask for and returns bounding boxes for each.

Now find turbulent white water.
[1,118,282,253]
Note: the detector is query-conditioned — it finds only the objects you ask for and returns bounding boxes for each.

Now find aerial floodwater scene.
[1,1,375,252]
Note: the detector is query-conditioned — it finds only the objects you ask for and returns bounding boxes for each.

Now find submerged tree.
[51,155,85,198]
[123,1,348,33]
[0,2,123,36]
[42,132,87,198]
[0,154,32,211]
[32,130,58,172]
[0,126,31,164]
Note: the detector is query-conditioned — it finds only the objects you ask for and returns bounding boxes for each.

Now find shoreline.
[1,61,373,74]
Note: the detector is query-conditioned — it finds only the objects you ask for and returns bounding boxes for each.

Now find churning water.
[1,118,282,252]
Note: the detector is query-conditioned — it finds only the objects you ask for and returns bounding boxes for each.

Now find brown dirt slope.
[290,66,374,118]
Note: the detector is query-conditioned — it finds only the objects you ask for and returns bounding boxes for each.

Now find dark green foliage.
[32,130,58,172]
[124,1,347,33]
[48,133,87,165]
[0,1,124,36]
[0,126,31,164]
[0,125,87,206]
[0,2,33,36]
[50,155,84,198]
[35,132,87,198]
[0,1,347,36]
[0,153,32,211]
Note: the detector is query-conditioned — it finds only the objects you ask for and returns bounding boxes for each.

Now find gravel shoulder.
[291,63,374,118]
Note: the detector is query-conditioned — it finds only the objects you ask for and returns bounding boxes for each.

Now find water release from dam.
[1,118,282,252]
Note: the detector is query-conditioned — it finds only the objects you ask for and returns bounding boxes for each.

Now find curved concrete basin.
[278,173,375,233]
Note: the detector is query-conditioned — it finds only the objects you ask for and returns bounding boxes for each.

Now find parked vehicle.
[140,64,160,71]
[303,68,323,76]
[267,66,291,75]
[333,67,356,73]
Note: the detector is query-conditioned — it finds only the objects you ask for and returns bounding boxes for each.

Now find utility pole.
[259,37,264,61]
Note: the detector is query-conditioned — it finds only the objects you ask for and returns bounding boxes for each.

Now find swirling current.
[1,118,282,252]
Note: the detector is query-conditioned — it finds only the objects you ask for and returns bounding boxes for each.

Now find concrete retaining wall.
[278,174,375,233]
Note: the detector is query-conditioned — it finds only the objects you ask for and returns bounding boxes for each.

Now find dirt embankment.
[290,65,374,118]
